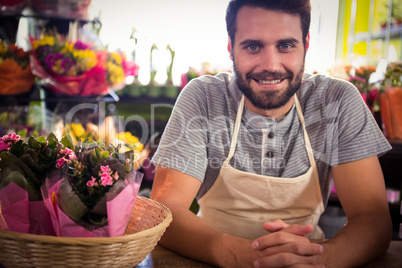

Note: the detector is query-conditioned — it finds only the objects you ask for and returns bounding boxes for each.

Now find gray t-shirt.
[152,72,391,206]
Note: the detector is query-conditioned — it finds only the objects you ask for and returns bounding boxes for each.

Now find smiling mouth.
[256,79,283,85]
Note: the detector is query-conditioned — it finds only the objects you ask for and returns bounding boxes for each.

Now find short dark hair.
[225,0,311,45]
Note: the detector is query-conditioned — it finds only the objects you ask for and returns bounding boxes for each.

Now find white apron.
[198,94,325,240]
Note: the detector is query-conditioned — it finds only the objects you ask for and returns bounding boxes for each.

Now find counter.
[136,241,402,267]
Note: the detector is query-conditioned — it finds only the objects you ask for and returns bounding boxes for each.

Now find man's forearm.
[158,204,258,267]
[318,213,392,267]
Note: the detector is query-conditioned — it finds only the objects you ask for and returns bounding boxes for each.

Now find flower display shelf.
[0,196,172,268]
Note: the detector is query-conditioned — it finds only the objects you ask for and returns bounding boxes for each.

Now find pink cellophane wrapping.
[30,51,109,96]
[42,170,142,237]
[0,182,29,233]
[28,200,56,235]
[0,182,55,235]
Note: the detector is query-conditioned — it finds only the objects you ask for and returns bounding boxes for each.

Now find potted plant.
[380,0,402,28]
[379,62,402,139]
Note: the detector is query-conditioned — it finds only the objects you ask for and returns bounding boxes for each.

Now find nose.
[259,47,281,73]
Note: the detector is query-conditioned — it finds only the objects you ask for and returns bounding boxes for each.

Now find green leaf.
[47,132,57,141]
[47,138,57,149]
[28,137,41,149]
[9,139,24,157]
[17,129,27,138]
[100,151,110,160]
[60,135,74,149]
[37,136,46,145]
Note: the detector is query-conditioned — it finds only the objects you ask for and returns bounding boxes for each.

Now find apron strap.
[294,95,322,204]
[226,94,245,160]
[294,96,314,158]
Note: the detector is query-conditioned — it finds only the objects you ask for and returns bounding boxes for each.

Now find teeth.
[259,79,281,85]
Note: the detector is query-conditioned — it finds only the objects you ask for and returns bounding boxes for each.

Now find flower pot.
[379,87,402,139]
[164,85,179,99]
[129,83,143,97]
[147,84,161,98]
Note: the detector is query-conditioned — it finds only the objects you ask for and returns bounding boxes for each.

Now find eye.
[279,43,293,51]
[247,44,260,52]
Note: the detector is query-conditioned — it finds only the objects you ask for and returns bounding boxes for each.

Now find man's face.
[229,6,309,110]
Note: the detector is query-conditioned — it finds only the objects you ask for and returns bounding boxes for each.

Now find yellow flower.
[61,42,74,53]
[110,52,122,64]
[52,60,63,74]
[107,63,125,85]
[74,50,97,71]
[32,35,55,50]
[117,132,143,151]
[71,123,86,138]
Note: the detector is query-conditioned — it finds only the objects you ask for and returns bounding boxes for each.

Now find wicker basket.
[0,196,172,268]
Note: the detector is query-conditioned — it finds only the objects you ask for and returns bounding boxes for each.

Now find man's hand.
[251,219,324,268]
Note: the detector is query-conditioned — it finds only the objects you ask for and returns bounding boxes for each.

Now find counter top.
[136,240,402,267]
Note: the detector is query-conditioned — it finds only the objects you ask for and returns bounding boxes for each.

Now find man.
[150,0,392,267]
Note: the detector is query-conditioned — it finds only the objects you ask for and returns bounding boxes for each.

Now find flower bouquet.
[0,41,35,95]
[41,137,143,237]
[30,32,139,96]
[29,33,111,96]
[0,133,62,235]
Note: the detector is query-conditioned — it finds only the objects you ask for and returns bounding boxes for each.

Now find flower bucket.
[379,87,402,139]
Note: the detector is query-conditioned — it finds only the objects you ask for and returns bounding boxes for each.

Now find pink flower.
[100,165,110,173]
[101,174,113,186]
[7,133,20,141]
[56,158,66,168]
[1,133,21,145]
[0,141,11,150]
[87,176,97,187]
[180,73,188,89]
[369,88,378,103]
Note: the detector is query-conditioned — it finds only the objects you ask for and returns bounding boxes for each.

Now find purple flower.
[61,58,74,71]
[74,40,89,50]
[45,53,63,68]
[348,76,366,83]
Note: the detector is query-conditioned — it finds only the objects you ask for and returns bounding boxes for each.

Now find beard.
[233,60,305,110]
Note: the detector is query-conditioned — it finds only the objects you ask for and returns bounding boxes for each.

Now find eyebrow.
[239,39,263,47]
[239,38,300,47]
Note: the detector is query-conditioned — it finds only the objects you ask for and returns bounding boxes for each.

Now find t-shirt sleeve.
[329,79,391,166]
[151,78,209,182]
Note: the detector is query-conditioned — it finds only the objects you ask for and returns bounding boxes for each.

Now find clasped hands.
[251,219,325,268]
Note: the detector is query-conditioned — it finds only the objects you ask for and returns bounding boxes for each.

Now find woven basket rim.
[0,196,172,245]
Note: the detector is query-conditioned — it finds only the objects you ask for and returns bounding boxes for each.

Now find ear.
[305,32,310,52]
[227,37,233,60]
